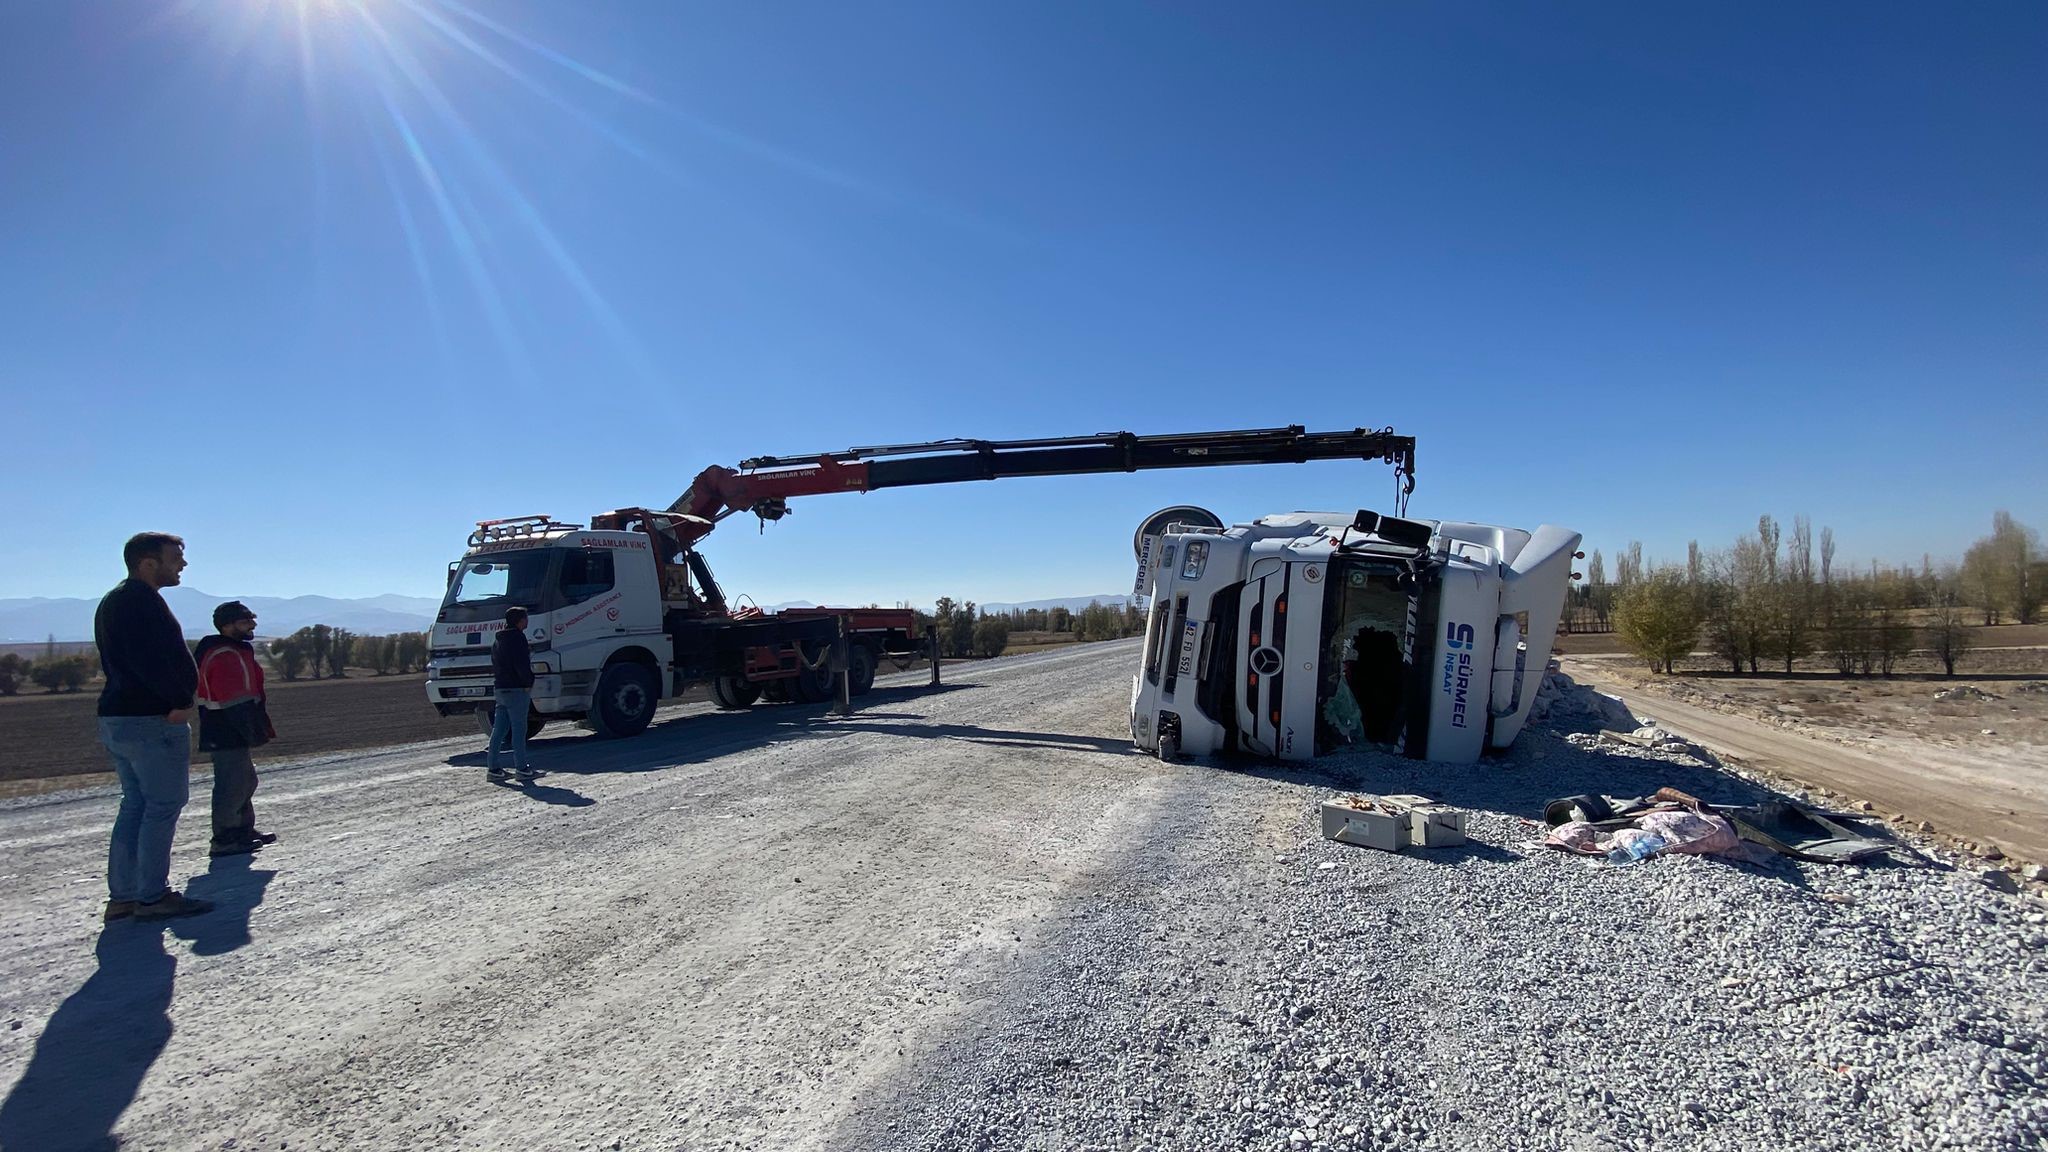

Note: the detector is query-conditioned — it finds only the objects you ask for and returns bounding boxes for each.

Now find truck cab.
[426,519,673,736]
[426,514,923,739]
[1130,509,1580,765]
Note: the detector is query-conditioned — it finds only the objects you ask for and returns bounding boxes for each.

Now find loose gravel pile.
[835,675,2048,1152]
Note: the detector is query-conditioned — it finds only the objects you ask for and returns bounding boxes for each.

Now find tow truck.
[425,426,1418,739]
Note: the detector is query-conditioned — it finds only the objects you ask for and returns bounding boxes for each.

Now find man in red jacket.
[195,601,278,857]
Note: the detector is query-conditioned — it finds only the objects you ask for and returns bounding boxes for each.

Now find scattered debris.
[2024,864,2048,883]
[1731,800,1896,864]
[1539,787,1739,863]
[1933,686,2001,702]
[1321,794,1466,852]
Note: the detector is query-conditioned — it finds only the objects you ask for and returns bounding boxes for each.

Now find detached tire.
[1156,728,1180,763]
[710,675,761,710]
[592,662,657,738]
[848,643,876,697]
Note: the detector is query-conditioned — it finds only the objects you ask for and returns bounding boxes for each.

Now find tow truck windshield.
[440,549,557,624]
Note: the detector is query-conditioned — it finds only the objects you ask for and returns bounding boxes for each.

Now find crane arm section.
[591,425,1415,549]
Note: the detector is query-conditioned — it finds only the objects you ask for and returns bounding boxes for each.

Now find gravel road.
[1,643,2043,1152]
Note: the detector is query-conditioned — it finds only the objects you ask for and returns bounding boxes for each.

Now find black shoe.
[210,838,260,858]
[515,768,545,783]
[134,891,213,919]
[487,767,512,783]
[250,830,279,845]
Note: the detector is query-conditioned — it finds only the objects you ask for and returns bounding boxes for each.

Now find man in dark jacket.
[487,607,541,783]
[195,600,277,857]
[96,532,212,921]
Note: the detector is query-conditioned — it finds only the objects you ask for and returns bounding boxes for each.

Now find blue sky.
[3,1,2042,607]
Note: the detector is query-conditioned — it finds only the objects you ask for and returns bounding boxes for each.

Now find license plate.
[446,685,493,699]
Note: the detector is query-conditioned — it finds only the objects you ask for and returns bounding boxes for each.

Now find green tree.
[269,629,314,681]
[328,628,355,678]
[972,615,1011,659]
[394,631,429,673]
[1612,568,1703,674]
[307,625,331,679]
[0,653,26,696]
[29,655,93,693]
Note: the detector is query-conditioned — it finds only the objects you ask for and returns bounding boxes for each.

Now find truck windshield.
[440,549,558,623]
[1318,560,1412,750]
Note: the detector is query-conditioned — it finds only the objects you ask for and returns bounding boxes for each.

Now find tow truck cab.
[1130,510,1581,765]
[425,523,671,726]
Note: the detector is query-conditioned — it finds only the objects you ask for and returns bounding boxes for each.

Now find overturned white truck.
[1129,508,1582,765]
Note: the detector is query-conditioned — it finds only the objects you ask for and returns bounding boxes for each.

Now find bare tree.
[1775,515,1816,672]
[1925,595,1975,676]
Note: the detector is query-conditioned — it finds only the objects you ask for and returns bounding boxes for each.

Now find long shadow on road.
[441,683,1064,778]
[0,927,175,1152]
[171,853,277,956]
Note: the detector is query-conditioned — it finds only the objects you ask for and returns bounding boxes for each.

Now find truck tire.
[710,675,761,710]
[1156,728,1181,763]
[591,662,657,738]
[848,643,876,697]
[791,642,835,704]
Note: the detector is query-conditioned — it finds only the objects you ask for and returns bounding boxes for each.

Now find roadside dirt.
[0,676,474,794]
[1564,656,2048,864]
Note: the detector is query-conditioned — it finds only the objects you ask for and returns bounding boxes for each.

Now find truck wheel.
[527,716,547,740]
[710,675,761,710]
[791,642,835,704]
[592,663,657,738]
[849,643,876,697]
[1156,728,1180,763]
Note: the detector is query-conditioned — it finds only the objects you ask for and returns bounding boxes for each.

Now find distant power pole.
[45,633,55,660]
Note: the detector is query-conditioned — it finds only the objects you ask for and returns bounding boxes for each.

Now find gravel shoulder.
[2,643,2043,1152]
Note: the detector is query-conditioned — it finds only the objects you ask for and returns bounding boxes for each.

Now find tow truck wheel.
[710,675,760,710]
[592,663,657,738]
[848,643,876,697]
[791,643,835,704]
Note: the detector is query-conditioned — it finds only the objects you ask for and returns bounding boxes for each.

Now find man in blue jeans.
[96,532,212,921]
[487,607,542,784]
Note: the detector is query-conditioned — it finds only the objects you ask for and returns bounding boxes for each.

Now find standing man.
[488,607,542,783]
[96,532,211,921]
[194,600,278,857]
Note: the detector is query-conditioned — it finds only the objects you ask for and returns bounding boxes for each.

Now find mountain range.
[0,590,444,642]
[0,590,1135,642]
